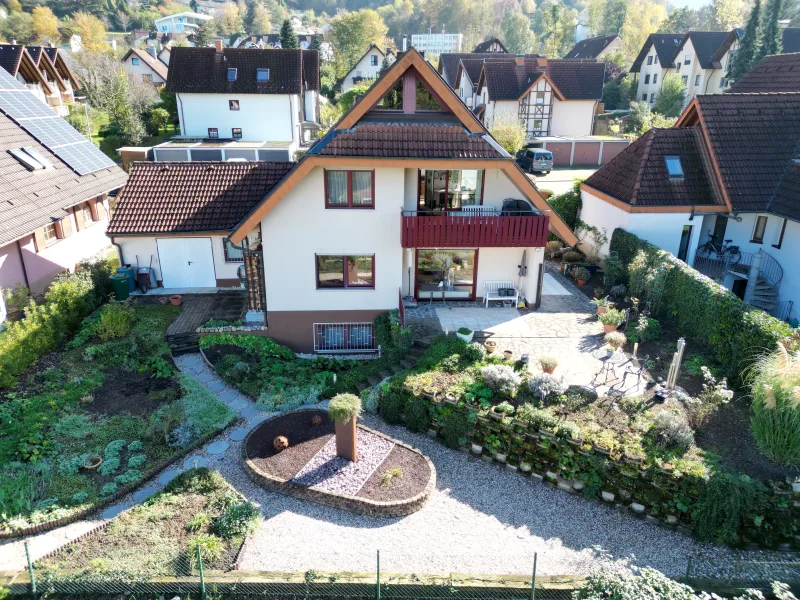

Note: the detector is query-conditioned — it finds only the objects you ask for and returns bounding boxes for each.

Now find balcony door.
[418,170,484,212]
[416,249,478,300]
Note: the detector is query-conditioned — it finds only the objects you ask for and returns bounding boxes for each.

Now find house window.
[681,75,688,85]
[232,128,242,139]
[370,55,378,66]
[533,119,543,130]
[418,169,483,210]
[653,74,658,84]
[647,56,653,65]
[229,100,240,111]
[644,74,650,84]
[227,68,237,81]
[720,78,728,88]
[324,170,374,208]
[650,93,655,102]
[43,222,58,245]
[664,155,684,179]
[256,68,269,82]
[695,74,701,86]
[132,57,140,65]
[316,255,375,289]
[642,93,648,101]
[224,240,244,262]
[752,216,768,243]
[655,55,659,65]
[208,128,218,138]
[684,54,691,65]
[142,74,152,83]
[773,218,787,249]
[535,91,545,104]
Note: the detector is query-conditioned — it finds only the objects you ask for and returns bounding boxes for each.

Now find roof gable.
[473,38,508,53]
[439,52,521,86]
[675,32,731,70]
[631,34,685,72]
[564,35,619,59]
[124,48,169,80]
[729,53,800,93]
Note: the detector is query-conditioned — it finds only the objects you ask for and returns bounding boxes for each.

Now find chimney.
[515,55,525,68]
[537,57,548,70]
[402,36,408,52]
[215,39,223,53]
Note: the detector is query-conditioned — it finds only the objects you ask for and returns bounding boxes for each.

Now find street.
[528,167,598,196]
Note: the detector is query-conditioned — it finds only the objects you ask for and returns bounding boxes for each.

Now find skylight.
[256,68,269,82]
[9,148,44,171]
[665,155,684,179]
[227,68,237,81]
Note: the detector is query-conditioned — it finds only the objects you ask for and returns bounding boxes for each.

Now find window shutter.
[34,228,46,252]
[74,205,85,231]
[61,215,73,238]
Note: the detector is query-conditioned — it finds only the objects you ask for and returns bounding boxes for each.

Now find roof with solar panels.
[0,68,127,246]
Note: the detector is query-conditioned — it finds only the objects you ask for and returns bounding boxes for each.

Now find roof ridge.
[630,129,656,206]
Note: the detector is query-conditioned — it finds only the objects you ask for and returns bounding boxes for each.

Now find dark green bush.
[694,471,766,545]
[547,180,582,230]
[198,333,294,359]
[416,336,469,371]
[404,396,430,432]
[440,410,474,449]
[379,390,406,424]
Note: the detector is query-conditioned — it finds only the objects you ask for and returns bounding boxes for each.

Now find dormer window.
[665,155,684,180]
[227,68,237,81]
[256,68,269,82]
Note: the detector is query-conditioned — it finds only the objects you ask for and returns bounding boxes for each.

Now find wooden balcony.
[401,210,549,248]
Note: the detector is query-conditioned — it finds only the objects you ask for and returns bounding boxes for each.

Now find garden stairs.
[360,339,430,392]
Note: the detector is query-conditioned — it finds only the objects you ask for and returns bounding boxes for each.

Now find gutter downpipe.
[110,237,126,267]
[224,235,267,326]
[688,206,742,222]
[16,240,30,289]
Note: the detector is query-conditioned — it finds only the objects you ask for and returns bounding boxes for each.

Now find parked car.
[517,148,553,175]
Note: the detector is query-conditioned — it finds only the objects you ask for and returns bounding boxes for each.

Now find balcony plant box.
[456,327,474,343]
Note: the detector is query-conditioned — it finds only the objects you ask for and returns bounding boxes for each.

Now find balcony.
[401,209,549,248]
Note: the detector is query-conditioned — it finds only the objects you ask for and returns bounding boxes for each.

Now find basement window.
[665,155,684,180]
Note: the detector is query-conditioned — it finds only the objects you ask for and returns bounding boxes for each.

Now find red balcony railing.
[401,210,549,248]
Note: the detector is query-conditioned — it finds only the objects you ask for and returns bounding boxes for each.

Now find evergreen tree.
[310,35,322,51]
[729,0,761,80]
[760,0,783,58]
[244,0,258,33]
[194,18,216,47]
[280,18,298,48]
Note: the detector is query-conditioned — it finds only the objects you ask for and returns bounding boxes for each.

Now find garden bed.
[242,409,435,517]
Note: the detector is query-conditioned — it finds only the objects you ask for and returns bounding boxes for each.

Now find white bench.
[483,280,519,308]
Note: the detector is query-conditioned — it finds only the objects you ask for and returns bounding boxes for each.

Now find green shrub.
[71,491,89,504]
[198,333,294,359]
[573,267,590,282]
[188,533,225,562]
[404,396,430,432]
[651,411,693,452]
[180,373,236,433]
[328,393,362,423]
[186,512,211,532]
[694,471,766,545]
[598,308,625,327]
[114,469,143,486]
[52,413,94,439]
[628,317,662,343]
[379,390,406,424]
[574,567,698,600]
[2,283,29,311]
[128,454,147,468]
[515,404,558,429]
[547,180,582,230]
[128,440,144,452]
[440,410,474,449]
[563,251,583,263]
[165,468,226,495]
[215,502,260,538]
[96,303,135,341]
[98,457,121,476]
[100,482,118,496]
[416,336,469,371]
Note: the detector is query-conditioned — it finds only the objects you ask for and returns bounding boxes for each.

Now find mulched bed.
[87,368,181,417]
[357,445,431,502]
[203,343,246,367]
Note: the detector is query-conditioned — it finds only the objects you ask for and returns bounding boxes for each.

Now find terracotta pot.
[82,455,103,470]
[159,297,169,305]
[170,295,182,306]
[484,340,497,354]
[542,366,555,374]
[503,350,513,360]
[335,417,357,462]
[597,305,608,315]
[577,279,587,286]
[603,323,618,333]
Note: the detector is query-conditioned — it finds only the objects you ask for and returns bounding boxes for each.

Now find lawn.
[0,300,235,533]
[89,110,176,162]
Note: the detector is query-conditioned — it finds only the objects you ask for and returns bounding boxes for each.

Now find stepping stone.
[230,428,248,442]
[101,504,128,520]
[187,364,205,375]
[241,407,261,419]
[184,455,208,470]
[181,356,202,368]
[207,441,229,455]
[219,389,240,402]
[132,486,157,503]
[196,372,214,383]
[205,380,225,393]
[249,414,268,427]
[229,399,249,411]
[158,469,182,485]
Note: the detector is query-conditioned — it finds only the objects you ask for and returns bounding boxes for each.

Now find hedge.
[609,229,792,382]
[0,256,118,389]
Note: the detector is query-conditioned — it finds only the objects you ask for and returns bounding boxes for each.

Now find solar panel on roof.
[0,68,117,176]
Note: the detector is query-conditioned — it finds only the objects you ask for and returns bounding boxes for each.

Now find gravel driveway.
[224,414,785,578]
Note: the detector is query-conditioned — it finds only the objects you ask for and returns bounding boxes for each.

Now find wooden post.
[335,417,358,462]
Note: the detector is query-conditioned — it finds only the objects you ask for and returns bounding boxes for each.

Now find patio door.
[416,249,478,300]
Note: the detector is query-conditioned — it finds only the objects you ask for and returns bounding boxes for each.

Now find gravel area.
[292,429,394,495]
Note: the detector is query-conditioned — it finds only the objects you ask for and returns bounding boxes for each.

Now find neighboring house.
[564,35,623,60]
[115,48,579,353]
[439,51,512,88]
[24,45,74,116]
[341,45,395,93]
[43,45,79,102]
[0,68,127,295]
[579,92,800,321]
[122,48,169,85]
[411,32,463,54]
[165,43,321,152]
[0,45,58,112]
[154,12,213,34]
[730,52,800,92]
[473,38,508,53]
[158,46,171,66]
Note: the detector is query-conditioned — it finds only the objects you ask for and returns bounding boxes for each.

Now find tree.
[251,5,271,35]
[602,0,627,35]
[586,0,605,36]
[627,100,677,137]
[115,10,132,32]
[158,87,180,130]
[243,0,258,32]
[1,11,35,44]
[194,18,216,47]
[5,0,22,13]
[219,2,244,35]
[729,0,761,80]
[712,0,747,29]
[489,114,526,156]
[31,6,60,43]
[521,0,535,14]
[280,18,298,48]
[328,10,389,78]
[503,13,536,54]
[310,35,322,51]
[147,107,169,135]
[652,73,685,117]
[65,12,110,51]
[538,3,576,57]
[190,0,199,10]
[760,0,783,58]
[621,0,666,61]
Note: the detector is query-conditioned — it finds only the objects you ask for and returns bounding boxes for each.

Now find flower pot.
[560,263,567,273]
[83,455,103,470]
[542,365,555,374]
[493,452,507,463]
[170,295,182,306]
[456,331,474,343]
[519,462,532,473]
[503,350,513,360]
[159,297,169,305]
[603,323,618,333]
[597,306,608,315]
[471,443,483,454]
[444,394,458,405]
[484,340,497,354]
[577,279,587,286]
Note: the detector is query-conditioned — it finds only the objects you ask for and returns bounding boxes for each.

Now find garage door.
[156,238,216,288]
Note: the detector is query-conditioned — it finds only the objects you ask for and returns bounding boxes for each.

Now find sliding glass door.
[418,170,484,212]
[416,249,477,299]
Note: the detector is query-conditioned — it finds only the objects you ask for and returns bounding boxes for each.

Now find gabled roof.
[479,61,547,101]
[476,58,603,101]
[711,29,743,65]
[729,53,800,93]
[473,38,508,53]
[165,47,320,94]
[439,52,521,86]
[0,112,127,246]
[344,44,393,78]
[583,128,723,208]
[0,45,53,96]
[564,35,619,59]
[455,56,515,88]
[546,59,605,100]
[783,28,800,54]
[123,48,169,80]
[630,34,685,73]
[676,31,731,69]
[107,161,292,235]
[43,47,79,88]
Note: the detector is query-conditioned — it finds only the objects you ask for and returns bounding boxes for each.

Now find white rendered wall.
[476,247,543,303]
[123,56,166,84]
[177,93,297,141]
[551,100,596,137]
[341,49,393,93]
[627,211,701,266]
[578,189,629,256]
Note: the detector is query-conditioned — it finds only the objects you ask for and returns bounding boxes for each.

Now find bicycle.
[697,233,742,264]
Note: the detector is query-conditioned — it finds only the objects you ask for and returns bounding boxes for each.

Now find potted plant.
[573,267,590,286]
[484,339,497,354]
[83,455,103,470]
[328,393,362,462]
[592,287,605,300]
[456,327,474,343]
[591,296,615,315]
[490,401,515,421]
[598,308,624,333]
[604,331,626,355]
[539,354,558,374]
[170,294,182,306]
[503,349,513,361]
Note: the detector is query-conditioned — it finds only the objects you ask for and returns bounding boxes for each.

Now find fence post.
[530,552,537,600]
[197,544,206,600]
[684,557,692,584]
[25,541,37,600]
[376,550,381,600]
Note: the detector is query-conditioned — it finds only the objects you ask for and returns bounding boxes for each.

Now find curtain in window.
[352,172,373,206]
[226,240,244,261]
[327,171,347,205]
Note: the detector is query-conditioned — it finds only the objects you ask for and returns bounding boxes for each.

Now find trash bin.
[110,273,130,301]
[116,266,136,292]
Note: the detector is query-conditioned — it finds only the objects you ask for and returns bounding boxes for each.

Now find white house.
[341,45,395,93]
[578,92,800,323]
[122,48,169,85]
[154,12,212,34]
[164,42,321,152]
[0,45,66,115]
[411,32,463,55]
[110,49,580,353]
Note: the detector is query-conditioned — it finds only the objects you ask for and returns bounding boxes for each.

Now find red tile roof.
[107,161,293,235]
[729,53,800,93]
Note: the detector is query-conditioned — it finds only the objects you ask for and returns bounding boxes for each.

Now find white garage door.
[156,238,217,288]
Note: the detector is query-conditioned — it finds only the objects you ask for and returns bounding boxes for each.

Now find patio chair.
[621,355,649,387]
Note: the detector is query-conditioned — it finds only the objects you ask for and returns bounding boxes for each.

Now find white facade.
[411,33,463,55]
[154,12,212,34]
[550,99,596,137]
[123,52,167,85]
[341,47,395,93]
